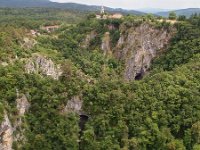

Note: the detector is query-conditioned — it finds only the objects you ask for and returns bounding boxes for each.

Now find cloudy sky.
[50,0,200,9]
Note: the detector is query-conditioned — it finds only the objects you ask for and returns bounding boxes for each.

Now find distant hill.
[0,0,145,15]
[157,8,200,17]
[0,0,50,7]
[136,8,172,14]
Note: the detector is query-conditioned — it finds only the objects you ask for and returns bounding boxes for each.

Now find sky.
[50,0,200,10]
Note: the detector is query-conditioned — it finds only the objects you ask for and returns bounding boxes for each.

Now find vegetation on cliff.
[0,8,200,150]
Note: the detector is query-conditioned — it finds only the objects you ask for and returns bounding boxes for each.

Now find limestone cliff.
[101,32,111,56]
[15,95,30,132]
[21,37,37,49]
[16,95,30,118]
[0,113,13,150]
[25,54,62,80]
[82,31,97,48]
[114,23,175,81]
[63,96,83,115]
[14,95,30,147]
[0,95,30,150]
[76,70,95,84]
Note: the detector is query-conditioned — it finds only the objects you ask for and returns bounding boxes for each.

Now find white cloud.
[50,0,200,9]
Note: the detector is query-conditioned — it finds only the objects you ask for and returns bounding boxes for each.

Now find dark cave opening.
[79,114,89,149]
[135,69,145,80]
[79,114,89,131]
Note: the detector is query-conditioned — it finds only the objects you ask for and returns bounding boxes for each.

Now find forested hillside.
[0,8,200,150]
[157,8,200,18]
[0,0,144,15]
[0,8,85,28]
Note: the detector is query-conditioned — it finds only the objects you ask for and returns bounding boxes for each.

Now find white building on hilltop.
[96,5,123,19]
[101,6,105,14]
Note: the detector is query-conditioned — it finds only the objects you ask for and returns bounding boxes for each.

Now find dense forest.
[0,8,85,28]
[0,8,200,150]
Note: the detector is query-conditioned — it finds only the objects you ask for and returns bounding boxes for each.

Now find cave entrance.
[79,114,89,131]
[78,114,89,149]
[135,69,145,80]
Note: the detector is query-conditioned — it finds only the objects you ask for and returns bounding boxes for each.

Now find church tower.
[101,6,105,14]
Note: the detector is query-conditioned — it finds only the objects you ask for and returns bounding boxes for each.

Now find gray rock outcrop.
[63,96,83,115]
[15,94,30,128]
[101,32,111,56]
[0,95,30,150]
[82,31,97,48]
[25,54,62,80]
[0,113,13,150]
[14,95,30,147]
[115,23,175,81]
[21,37,37,49]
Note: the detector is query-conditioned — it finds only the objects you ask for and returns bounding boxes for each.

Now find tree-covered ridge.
[0,8,85,29]
[152,14,200,71]
[157,8,200,18]
[0,0,145,16]
[0,9,199,150]
[82,54,200,150]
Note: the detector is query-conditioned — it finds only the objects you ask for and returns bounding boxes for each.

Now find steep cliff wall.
[114,23,175,81]
[63,96,83,115]
[0,95,30,150]
[25,54,62,80]
[0,113,13,150]
[82,31,97,48]
[101,32,111,56]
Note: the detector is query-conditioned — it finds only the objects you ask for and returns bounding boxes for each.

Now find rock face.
[76,70,95,84]
[101,32,111,56]
[15,95,30,127]
[82,31,97,48]
[21,37,37,49]
[63,96,89,135]
[0,95,30,150]
[25,54,62,80]
[0,113,13,150]
[115,23,175,81]
[14,95,30,147]
[64,96,82,115]
[16,95,30,117]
